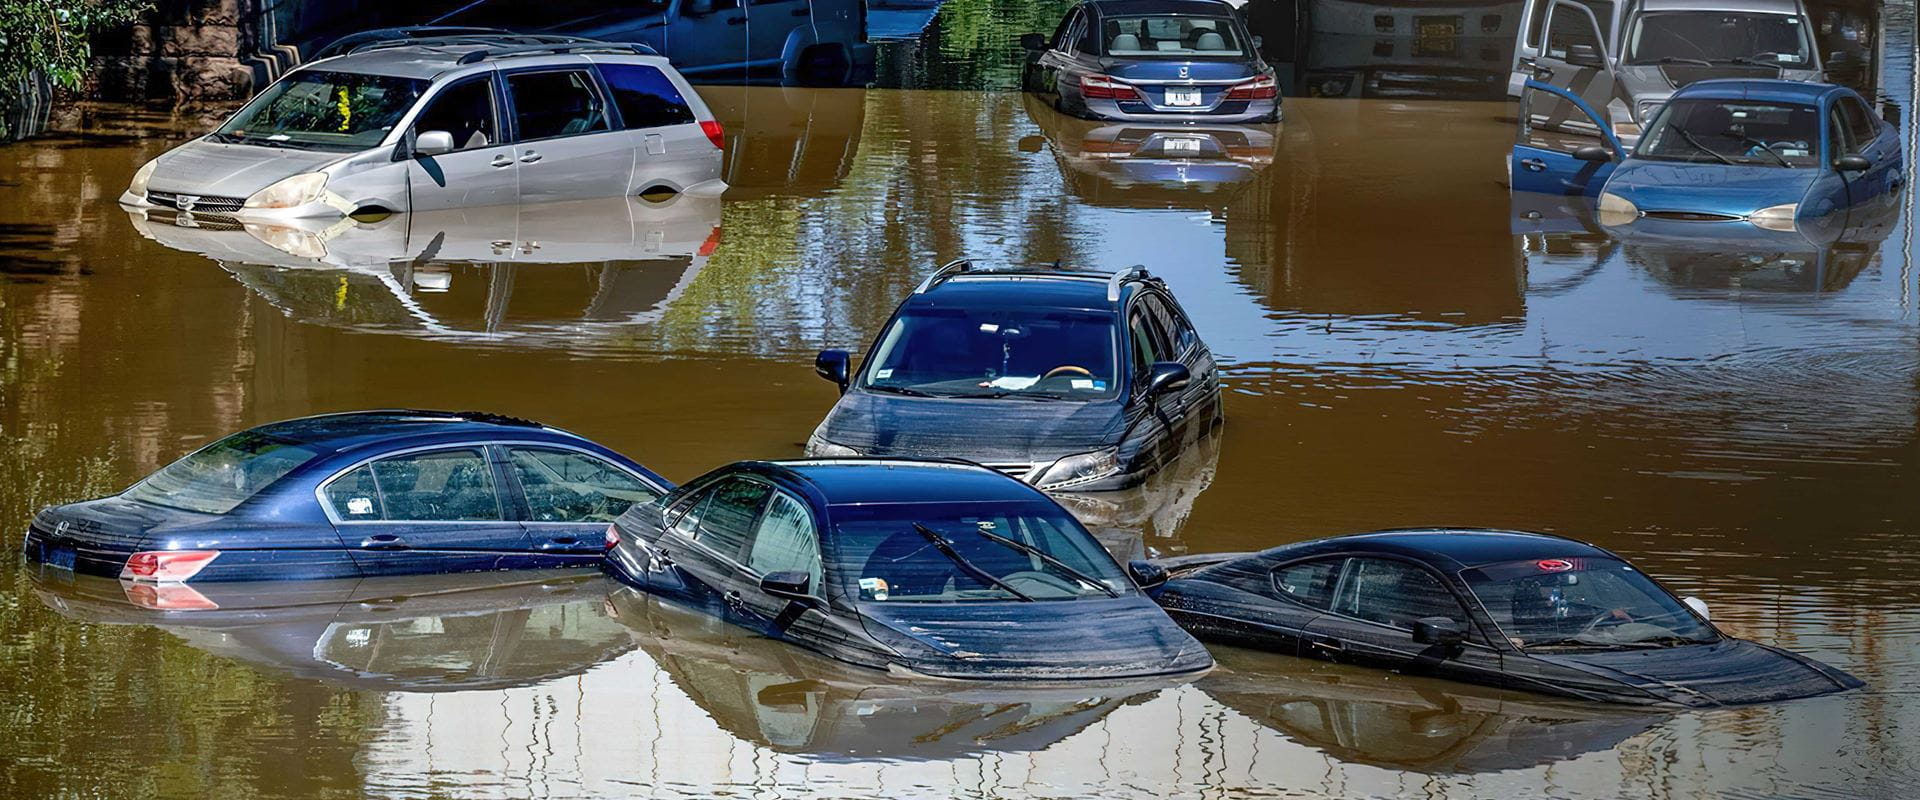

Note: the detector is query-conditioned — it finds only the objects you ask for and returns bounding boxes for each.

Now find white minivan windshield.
[213,70,429,151]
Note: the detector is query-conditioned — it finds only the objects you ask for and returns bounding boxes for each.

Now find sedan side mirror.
[414,130,455,157]
[1574,144,1612,163]
[1146,361,1191,397]
[760,570,813,601]
[1834,154,1872,172]
[1565,43,1606,69]
[1127,559,1169,590]
[814,349,850,393]
[1412,616,1467,646]
[1020,33,1047,51]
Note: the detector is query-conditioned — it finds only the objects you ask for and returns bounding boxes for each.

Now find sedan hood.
[820,391,1124,463]
[1099,59,1257,83]
[149,138,344,199]
[859,596,1213,680]
[1534,638,1861,707]
[1606,161,1814,217]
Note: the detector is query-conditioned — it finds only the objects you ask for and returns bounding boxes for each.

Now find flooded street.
[3,3,1919,796]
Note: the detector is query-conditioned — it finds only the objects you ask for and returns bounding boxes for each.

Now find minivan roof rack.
[454,40,657,64]
[1106,265,1151,301]
[913,259,974,294]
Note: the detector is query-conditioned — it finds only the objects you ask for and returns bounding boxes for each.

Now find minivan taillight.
[700,119,726,151]
[121,550,219,583]
[1225,76,1278,100]
[1081,75,1140,101]
[605,524,621,550]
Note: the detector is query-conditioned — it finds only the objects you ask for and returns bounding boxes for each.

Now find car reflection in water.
[604,587,1189,759]
[1297,0,1521,99]
[1020,92,1276,210]
[32,569,630,692]
[1054,431,1221,564]
[1200,647,1664,774]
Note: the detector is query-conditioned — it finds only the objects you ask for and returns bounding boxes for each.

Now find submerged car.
[119,35,725,220]
[1021,0,1281,123]
[806,262,1223,492]
[23,411,669,582]
[1510,79,1904,233]
[1151,529,1864,707]
[604,459,1214,680]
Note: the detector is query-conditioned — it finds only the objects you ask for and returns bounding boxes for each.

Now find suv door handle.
[1520,157,1547,172]
[490,155,513,168]
[519,151,542,164]
[360,534,407,550]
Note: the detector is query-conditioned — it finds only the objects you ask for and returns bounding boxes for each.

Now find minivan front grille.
[148,190,246,213]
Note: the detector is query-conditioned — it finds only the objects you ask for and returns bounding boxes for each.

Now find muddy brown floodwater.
[3,14,1918,798]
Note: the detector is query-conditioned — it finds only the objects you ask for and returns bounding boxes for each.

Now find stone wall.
[92,0,254,105]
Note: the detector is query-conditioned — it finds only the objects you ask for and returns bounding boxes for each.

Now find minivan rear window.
[599,64,696,129]
[124,431,322,515]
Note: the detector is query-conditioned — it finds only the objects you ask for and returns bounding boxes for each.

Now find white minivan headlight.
[244,172,328,209]
[1748,203,1799,232]
[1597,192,1640,226]
[1033,448,1120,489]
[129,158,158,198]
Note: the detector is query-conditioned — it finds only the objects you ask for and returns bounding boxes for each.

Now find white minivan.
[120,36,726,219]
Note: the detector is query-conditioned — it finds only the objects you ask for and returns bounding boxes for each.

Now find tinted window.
[1462,558,1716,649]
[1049,9,1078,50]
[412,77,497,151]
[1142,294,1195,353]
[1127,306,1172,379]
[1330,558,1464,631]
[862,308,1119,399]
[509,447,657,523]
[1839,97,1880,151]
[833,500,1129,603]
[1827,106,1853,157]
[324,464,384,520]
[370,448,502,521]
[598,64,695,130]
[124,431,321,515]
[677,477,771,559]
[1271,558,1342,609]
[1545,4,1602,59]
[746,492,822,590]
[506,70,610,141]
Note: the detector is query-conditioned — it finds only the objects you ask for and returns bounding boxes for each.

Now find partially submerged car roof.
[1672,79,1843,106]
[1262,528,1620,571]
[249,409,570,453]
[743,459,1053,506]
[907,265,1161,312]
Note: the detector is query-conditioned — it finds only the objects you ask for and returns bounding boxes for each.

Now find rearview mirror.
[760,570,813,601]
[1565,43,1605,69]
[1412,616,1466,646]
[1020,33,1046,51]
[414,130,454,157]
[814,349,850,393]
[1146,362,1191,397]
[1127,559,1168,590]
[1682,596,1710,621]
[1834,154,1872,172]
[1573,144,1612,163]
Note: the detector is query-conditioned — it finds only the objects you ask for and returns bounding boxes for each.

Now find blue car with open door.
[22,411,670,583]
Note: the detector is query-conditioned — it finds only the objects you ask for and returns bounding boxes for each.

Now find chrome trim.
[314,439,664,526]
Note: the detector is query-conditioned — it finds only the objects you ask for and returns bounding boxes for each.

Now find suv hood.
[859,596,1213,680]
[819,391,1125,463]
[149,138,345,199]
[1606,161,1814,216]
[1533,638,1861,707]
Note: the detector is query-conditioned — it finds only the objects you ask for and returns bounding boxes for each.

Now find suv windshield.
[833,501,1131,603]
[1626,12,1811,67]
[862,307,1118,400]
[1635,98,1819,167]
[124,430,322,515]
[1102,15,1248,57]
[1461,558,1717,650]
[214,70,428,151]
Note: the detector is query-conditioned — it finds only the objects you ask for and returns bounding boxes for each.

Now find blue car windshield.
[832,501,1131,603]
[861,308,1119,399]
[213,70,428,151]
[1460,558,1718,650]
[124,430,322,514]
[1635,99,1819,167]
[1103,15,1248,57]
[1625,12,1812,67]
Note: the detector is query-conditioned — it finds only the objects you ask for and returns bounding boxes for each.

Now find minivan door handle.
[519,151,542,164]
[490,154,513,168]
[360,534,407,550]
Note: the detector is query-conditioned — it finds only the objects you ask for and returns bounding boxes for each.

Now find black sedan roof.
[1266,528,1618,571]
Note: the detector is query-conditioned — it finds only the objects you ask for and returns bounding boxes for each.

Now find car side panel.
[1155,561,1317,656]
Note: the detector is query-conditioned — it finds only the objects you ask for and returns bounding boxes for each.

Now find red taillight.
[124,582,219,611]
[1081,75,1140,101]
[699,119,725,151]
[697,226,722,257]
[605,524,621,550]
[121,550,219,583]
[1225,76,1279,101]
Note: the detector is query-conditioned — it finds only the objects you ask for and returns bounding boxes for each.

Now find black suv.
[807,263,1222,491]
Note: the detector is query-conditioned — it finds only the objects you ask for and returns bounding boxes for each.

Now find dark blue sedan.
[23,410,670,582]
[1022,0,1280,123]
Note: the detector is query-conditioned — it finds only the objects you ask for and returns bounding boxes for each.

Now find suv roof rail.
[1106,265,1151,301]
[350,33,587,55]
[454,39,657,64]
[913,258,974,294]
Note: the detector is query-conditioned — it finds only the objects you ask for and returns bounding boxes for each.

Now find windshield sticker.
[1071,378,1094,389]
[859,577,890,601]
[978,323,1000,333]
[875,368,893,379]
[1537,559,1574,572]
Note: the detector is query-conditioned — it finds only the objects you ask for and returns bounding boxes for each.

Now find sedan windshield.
[214,70,428,151]
[832,501,1131,603]
[1635,99,1819,167]
[1461,558,1717,650]
[862,308,1118,399]
[1626,12,1811,67]
[1103,15,1248,57]
[123,430,322,515]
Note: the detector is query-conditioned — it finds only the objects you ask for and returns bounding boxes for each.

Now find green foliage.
[0,0,152,134]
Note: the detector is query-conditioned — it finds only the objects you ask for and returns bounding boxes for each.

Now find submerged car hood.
[1606,161,1813,216]
[820,391,1124,463]
[149,138,345,199]
[859,596,1213,680]
[1533,638,1861,707]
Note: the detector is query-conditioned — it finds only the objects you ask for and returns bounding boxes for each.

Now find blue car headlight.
[1748,203,1799,232]
[1598,192,1640,226]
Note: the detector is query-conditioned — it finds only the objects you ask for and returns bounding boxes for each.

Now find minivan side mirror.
[1834,154,1872,172]
[814,349,851,393]
[1146,362,1191,397]
[1020,33,1047,51]
[1573,144,1612,163]
[1127,559,1169,590]
[760,570,813,601]
[1565,43,1605,69]
[1412,616,1467,646]
[414,130,455,157]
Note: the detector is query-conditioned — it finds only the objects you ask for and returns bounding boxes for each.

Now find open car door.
[1515,0,1619,135]
[1511,79,1621,197]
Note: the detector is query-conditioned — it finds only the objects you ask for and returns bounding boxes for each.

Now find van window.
[412,76,497,151]
[599,64,696,129]
[506,70,611,141]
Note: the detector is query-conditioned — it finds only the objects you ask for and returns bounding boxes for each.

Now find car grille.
[151,209,244,231]
[1643,211,1744,222]
[148,190,246,213]
[980,462,1040,482]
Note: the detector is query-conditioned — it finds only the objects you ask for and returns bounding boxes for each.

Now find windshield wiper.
[912,523,1033,601]
[1518,637,1622,651]
[1740,136,1793,167]
[865,384,936,398]
[1655,57,1714,67]
[1674,128,1736,165]
[967,527,1120,598]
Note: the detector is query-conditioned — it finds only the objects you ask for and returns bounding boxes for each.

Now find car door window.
[683,477,772,560]
[1271,558,1344,610]
[412,76,497,151]
[323,464,385,520]
[1049,9,1079,51]
[1827,106,1854,159]
[1126,310,1159,380]
[1839,97,1879,151]
[367,448,503,521]
[1545,2,1602,59]
[506,69,611,141]
[1331,557,1467,631]
[1142,294,1196,355]
[507,447,659,523]
[597,63,695,130]
[745,492,823,590]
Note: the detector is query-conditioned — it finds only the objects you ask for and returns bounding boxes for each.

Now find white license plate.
[1165,88,1203,107]
[1163,137,1203,154]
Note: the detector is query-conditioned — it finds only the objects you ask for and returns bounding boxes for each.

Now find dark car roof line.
[911,263,1163,307]
[1260,527,1618,570]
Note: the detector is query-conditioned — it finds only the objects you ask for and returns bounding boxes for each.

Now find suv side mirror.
[1127,559,1169,590]
[1565,43,1605,69]
[1146,362,1191,397]
[1834,154,1872,172]
[814,349,851,393]
[760,570,813,601]
[1412,616,1466,646]
[1574,144,1612,163]
[1020,33,1047,51]
[415,130,455,157]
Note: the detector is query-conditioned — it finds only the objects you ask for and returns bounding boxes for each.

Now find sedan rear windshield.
[1460,558,1717,650]
[1635,99,1819,167]
[832,501,1130,603]
[862,308,1118,400]
[213,70,428,151]
[1625,12,1811,67]
[123,431,321,515]
[1102,15,1248,57]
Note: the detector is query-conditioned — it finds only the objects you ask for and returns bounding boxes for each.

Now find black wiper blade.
[1657,57,1714,67]
[1519,637,1614,650]
[968,527,1120,598]
[1675,128,1736,165]
[1741,136,1792,167]
[865,384,935,398]
[912,523,1033,601]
